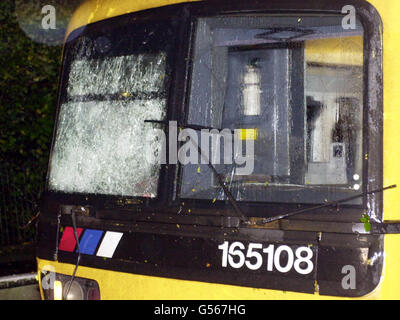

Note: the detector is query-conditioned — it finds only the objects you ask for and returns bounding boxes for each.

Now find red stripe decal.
[59,226,84,252]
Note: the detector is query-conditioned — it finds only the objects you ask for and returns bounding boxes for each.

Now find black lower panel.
[37,218,383,297]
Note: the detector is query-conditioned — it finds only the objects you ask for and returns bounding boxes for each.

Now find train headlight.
[64,280,84,300]
[41,271,100,300]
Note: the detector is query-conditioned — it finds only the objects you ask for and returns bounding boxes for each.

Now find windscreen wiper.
[144,120,234,133]
[144,120,248,224]
[189,137,249,224]
[257,184,397,225]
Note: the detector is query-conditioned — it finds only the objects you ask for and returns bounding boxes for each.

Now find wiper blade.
[258,185,397,225]
[145,120,248,224]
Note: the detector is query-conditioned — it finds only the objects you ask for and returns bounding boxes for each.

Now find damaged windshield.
[180,15,364,205]
[48,20,174,197]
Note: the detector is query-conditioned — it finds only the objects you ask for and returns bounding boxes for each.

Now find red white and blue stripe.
[59,227,123,258]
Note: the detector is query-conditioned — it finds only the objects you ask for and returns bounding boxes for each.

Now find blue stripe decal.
[78,229,104,255]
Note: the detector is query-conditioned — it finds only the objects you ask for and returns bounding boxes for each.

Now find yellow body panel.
[66,0,199,38]
[370,0,400,300]
[39,0,400,300]
[305,36,363,66]
[36,258,370,300]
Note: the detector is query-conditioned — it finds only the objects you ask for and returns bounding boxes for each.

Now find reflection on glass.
[242,62,261,116]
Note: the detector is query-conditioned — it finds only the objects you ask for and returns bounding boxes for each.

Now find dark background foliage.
[0,0,82,247]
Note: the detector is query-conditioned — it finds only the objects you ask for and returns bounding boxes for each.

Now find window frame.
[43,5,187,210]
[173,0,383,223]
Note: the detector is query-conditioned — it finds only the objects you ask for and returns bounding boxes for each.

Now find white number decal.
[274,245,294,273]
[263,244,274,271]
[245,243,263,270]
[228,241,246,269]
[218,242,229,267]
[218,242,314,275]
[294,247,314,275]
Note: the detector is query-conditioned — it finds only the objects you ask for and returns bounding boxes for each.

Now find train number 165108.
[218,241,314,275]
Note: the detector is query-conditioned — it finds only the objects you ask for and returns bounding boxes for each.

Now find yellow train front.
[36,0,400,299]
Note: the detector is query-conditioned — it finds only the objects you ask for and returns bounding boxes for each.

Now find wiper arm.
[144,120,234,133]
[190,138,249,225]
[258,184,397,225]
[144,120,248,224]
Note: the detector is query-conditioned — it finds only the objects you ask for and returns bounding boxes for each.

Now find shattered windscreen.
[48,21,174,197]
[180,15,364,204]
